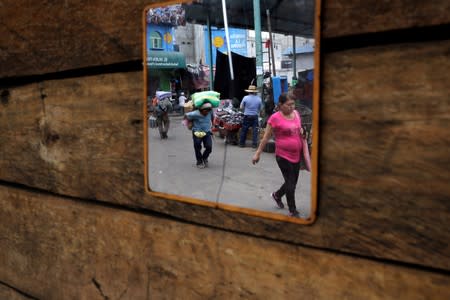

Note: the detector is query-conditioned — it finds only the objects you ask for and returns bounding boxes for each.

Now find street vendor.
[184,102,214,169]
[239,85,262,148]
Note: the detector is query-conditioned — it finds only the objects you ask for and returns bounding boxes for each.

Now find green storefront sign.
[147,51,186,69]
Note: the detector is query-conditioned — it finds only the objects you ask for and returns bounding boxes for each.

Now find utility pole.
[266,9,276,77]
[253,0,263,91]
[292,34,297,85]
[207,14,214,90]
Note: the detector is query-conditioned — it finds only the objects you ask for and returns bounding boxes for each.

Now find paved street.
[148,114,311,219]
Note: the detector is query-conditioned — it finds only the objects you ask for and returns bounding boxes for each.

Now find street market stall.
[213,100,244,144]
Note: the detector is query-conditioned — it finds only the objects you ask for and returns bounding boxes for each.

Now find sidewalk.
[148,115,311,219]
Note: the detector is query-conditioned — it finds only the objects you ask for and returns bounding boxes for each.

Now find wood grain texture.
[0,284,32,300]
[1,0,450,275]
[322,0,450,38]
[2,1,449,78]
[317,40,450,268]
[321,40,450,184]
[1,39,450,270]
[322,40,450,122]
[1,185,449,300]
[0,0,158,78]
[0,72,144,204]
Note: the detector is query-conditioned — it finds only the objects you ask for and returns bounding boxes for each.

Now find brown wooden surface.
[0,0,156,78]
[318,40,450,267]
[0,185,449,300]
[0,72,144,203]
[0,284,31,300]
[322,40,450,122]
[1,40,449,270]
[322,0,450,38]
[1,1,450,297]
[1,1,449,78]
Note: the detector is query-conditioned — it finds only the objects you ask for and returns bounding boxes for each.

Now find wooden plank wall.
[1,185,449,300]
[0,0,449,298]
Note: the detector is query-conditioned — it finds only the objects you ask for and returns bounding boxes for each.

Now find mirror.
[144,0,318,223]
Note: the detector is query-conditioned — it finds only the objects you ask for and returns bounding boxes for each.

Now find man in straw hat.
[239,84,262,148]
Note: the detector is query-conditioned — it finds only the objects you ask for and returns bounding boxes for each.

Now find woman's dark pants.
[274,156,301,212]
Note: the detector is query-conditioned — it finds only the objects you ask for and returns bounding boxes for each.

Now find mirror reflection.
[146,0,316,220]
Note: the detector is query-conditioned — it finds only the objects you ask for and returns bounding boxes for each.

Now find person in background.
[239,85,262,148]
[185,102,214,169]
[154,96,173,139]
[252,93,304,217]
[178,92,187,115]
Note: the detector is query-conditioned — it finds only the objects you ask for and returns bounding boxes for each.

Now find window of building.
[150,31,163,49]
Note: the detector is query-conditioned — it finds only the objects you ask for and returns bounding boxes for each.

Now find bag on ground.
[149,115,158,128]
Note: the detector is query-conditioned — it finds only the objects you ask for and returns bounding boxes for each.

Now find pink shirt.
[268,111,303,163]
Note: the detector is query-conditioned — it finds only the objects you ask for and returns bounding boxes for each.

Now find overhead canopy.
[183,0,315,38]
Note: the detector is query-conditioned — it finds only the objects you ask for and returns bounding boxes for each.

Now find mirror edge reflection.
[142,0,321,225]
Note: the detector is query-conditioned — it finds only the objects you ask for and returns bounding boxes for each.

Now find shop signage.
[147,51,186,69]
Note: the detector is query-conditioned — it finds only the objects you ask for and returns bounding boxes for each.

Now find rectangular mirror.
[144,0,319,224]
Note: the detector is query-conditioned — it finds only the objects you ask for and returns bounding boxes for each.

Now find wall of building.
[0,0,449,299]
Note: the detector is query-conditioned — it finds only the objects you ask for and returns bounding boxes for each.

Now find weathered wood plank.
[0,284,33,300]
[0,72,144,202]
[0,0,157,78]
[0,0,449,297]
[1,1,449,78]
[322,40,450,122]
[1,39,450,270]
[322,0,450,38]
[1,185,449,300]
[315,40,450,268]
[321,120,450,182]
[318,171,450,267]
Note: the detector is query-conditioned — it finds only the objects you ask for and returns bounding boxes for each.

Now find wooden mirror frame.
[142,0,321,225]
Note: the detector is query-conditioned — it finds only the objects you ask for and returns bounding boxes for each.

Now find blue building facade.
[204,27,248,65]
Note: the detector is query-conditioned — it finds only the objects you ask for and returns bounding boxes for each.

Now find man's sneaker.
[271,192,284,209]
[196,161,205,169]
[203,159,208,167]
[288,210,300,217]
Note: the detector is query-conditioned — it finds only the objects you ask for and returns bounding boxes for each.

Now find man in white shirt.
[178,92,187,115]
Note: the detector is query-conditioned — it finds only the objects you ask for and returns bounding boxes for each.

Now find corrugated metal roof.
[184,0,315,38]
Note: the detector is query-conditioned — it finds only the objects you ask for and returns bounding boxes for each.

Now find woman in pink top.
[252,93,304,217]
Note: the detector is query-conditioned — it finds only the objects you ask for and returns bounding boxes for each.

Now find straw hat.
[245,85,258,93]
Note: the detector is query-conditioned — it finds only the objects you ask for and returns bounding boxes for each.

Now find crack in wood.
[91,278,109,300]
[0,280,40,300]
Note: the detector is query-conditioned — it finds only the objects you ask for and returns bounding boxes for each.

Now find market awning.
[147,51,186,69]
